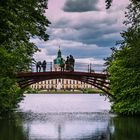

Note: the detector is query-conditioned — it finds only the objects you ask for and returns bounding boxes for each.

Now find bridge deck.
[17,71,108,79]
[16,71,110,95]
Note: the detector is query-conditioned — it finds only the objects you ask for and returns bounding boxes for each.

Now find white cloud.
[32,0,129,68]
[76,57,104,65]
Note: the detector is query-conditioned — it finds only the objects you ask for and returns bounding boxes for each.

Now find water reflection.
[18,94,112,139]
[0,113,27,140]
[20,112,111,140]
[0,94,140,140]
[110,117,140,140]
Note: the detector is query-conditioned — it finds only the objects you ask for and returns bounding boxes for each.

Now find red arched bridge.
[16,71,110,95]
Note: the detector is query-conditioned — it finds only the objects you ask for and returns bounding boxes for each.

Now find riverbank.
[25,88,104,94]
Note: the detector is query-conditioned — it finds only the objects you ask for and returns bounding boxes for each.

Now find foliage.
[105,0,113,9]
[0,77,24,113]
[105,0,140,9]
[83,88,104,94]
[0,0,50,113]
[25,87,38,94]
[106,1,140,115]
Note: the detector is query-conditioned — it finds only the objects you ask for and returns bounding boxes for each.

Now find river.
[0,94,140,140]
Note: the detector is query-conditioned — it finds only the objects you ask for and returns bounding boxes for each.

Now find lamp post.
[50,62,52,71]
[89,63,91,73]
[88,63,91,72]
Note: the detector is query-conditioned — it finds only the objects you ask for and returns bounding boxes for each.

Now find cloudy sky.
[32,0,129,67]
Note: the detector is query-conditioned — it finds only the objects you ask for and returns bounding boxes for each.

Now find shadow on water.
[0,113,28,140]
[109,116,140,140]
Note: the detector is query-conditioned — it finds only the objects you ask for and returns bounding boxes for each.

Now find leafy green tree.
[105,0,113,9]
[106,1,140,115]
[105,0,140,9]
[0,0,50,113]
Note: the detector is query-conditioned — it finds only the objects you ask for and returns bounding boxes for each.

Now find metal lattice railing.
[30,61,107,73]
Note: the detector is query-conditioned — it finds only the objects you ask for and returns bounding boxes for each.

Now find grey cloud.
[63,0,99,12]
[76,27,121,46]
[53,16,117,29]
[39,38,112,60]
[49,16,121,47]
[61,47,111,59]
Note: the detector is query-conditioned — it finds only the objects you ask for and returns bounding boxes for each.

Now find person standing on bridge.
[69,55,75,72]
[42,60,47,72]
[65,56,70,71]
[60,58,65,71]
[36,61,42,72]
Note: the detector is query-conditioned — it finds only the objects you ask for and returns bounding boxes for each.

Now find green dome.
[54,57,62,64]
[54,48,63,64]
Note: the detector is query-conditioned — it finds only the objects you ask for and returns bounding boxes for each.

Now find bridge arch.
[17,71,110,95]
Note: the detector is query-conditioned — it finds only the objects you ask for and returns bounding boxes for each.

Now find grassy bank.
[25,88,104,94]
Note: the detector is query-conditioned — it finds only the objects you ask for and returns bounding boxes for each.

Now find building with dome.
[53,48,63,71]
[30,48,95,91]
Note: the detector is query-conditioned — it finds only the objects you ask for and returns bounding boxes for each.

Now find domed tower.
[54,47,63,71]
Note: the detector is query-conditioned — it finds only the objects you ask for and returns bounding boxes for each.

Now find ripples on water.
[18,94,111,140]
[20,112,110,140]
[1,94,140,140]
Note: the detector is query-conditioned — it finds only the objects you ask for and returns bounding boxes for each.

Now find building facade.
[31,79,94,90]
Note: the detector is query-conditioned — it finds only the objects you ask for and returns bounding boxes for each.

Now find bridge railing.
[30,62,107,73]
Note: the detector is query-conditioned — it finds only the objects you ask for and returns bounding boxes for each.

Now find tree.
[105,0,140,9]
[0,0,50,113]
[105,0,113,9]
[106,1,140,115]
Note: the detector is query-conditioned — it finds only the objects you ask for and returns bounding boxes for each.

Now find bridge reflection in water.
[16,94,112,140]
[22,112,112,140]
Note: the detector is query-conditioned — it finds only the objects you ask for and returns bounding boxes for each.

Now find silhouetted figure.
[69,55,75,71]
[60,58,65,71]
[42,60,47,72]
[65,56,70,71]
[36,61,42,72]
